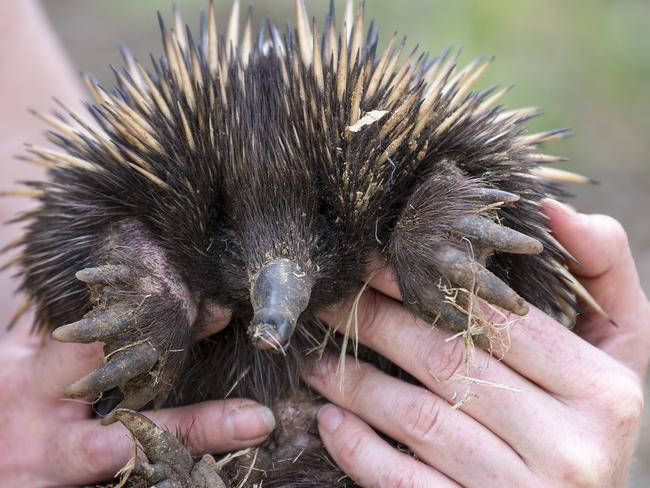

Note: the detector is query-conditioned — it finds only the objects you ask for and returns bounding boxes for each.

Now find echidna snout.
[249,259,314,350]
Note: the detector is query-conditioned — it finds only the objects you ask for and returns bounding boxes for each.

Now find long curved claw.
[139,461,177,484]
[454,215,543,255]
[469,188,520,204]
[433,245,529,316]
[76,265,130,284]
[52,306,133,343]
[408,285,469,332]
[114,408,194,473]
[101,381,160,425]
[64,343,159,399]
[405,287,491,350]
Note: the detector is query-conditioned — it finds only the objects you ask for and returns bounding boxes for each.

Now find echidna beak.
[250,311,295,351]
[248,259,313,352]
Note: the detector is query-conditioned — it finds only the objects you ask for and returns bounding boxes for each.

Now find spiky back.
[8,0,584,331]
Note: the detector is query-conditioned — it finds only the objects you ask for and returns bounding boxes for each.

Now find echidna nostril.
[250,313,294,351]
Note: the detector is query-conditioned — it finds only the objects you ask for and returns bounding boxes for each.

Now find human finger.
[34,339,104,400]
[317,403,461,488]
[365,254,630,402]
[49,399,275,485]
[542,200,650,373]
[304,352,537,487]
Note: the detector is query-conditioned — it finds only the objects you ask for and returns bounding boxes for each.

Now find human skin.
[0,2,274,486]
[4,207,645,488]
[304,201,649,488]
[1,3,647,488]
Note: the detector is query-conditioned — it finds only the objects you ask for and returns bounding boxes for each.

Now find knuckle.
[356,290,383,338]
[421,340,465,382]
[624,383,645,422]
[346,364,378,407]
[0,445,29,476]
[601,373,644,427]
[314,354,364,396]
[335,428,366,469]
[305,352,337,388]
[393,392,445,446]
[555,444,607,487]
[76,428,114,477]
[603,217,629,249]
[574,367,644,429]
[183,417,209,454]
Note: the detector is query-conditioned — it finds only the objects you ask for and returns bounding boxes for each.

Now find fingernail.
[543,198,576,216]
[543,198,589,225]
[227,405,276,441]
[318,404,343,434]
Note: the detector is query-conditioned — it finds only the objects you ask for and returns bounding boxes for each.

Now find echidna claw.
[114,409,225,488]
[405,287,492,350]
[61,257,193,421]
[76,264,130,284]
[139,461,176,483]
[433,245,529,316]
[410,286,468,332]
[64,343,159,399]
[454,216,543,255]
[114,408,193,471]
[100,382,160,425]
[52,305,133,343]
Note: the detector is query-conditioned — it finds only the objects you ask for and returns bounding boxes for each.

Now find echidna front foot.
[52,220,199,422]
[114,409,227,488]
[387,170,545,347]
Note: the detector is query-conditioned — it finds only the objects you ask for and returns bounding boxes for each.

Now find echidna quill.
[4,1,607,486]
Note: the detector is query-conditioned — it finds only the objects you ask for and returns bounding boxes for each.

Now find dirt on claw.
[114,409,226,488]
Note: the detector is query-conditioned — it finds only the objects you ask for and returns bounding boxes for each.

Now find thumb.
[542,199,650,374]
[51,399,275,486]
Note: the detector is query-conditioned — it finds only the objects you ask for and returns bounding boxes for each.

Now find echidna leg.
[386,172,544,345]
[51,219,198,422]
[114,409,227,488]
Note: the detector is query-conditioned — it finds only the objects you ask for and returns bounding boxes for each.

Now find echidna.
[4,1,606,487]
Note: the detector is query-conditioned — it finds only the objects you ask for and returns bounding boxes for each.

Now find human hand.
[0,314,275,487]
[303,200,649,487]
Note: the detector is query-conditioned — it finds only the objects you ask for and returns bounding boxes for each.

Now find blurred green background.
[38,0,650,484]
